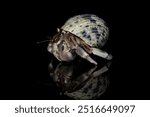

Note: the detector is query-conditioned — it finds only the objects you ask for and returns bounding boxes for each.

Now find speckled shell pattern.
[61,14,109,48]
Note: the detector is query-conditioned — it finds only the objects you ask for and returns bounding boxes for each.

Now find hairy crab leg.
[75,46,97,65]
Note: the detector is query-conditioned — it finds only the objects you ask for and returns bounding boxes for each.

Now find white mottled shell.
[61,14,109,48]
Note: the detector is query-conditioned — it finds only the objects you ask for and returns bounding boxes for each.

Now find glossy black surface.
[2,2,149,99]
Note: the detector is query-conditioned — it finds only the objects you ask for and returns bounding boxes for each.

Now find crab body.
[47,14,112,65]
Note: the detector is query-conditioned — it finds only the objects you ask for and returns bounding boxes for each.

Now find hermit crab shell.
[61,14,109,48]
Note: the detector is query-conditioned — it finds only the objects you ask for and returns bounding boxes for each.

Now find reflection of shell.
[48,60,111,99]
[65,73,109,100]
[61,14,109,48]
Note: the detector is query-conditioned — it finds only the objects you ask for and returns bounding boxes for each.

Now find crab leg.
[92,48,113,60]
[75,46,97,65]
[92,61,112,77]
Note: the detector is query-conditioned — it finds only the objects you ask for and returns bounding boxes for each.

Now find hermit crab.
[47,14,112,65]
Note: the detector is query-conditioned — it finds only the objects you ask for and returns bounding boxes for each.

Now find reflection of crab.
[47,14,112,65]
[48,60,111,99]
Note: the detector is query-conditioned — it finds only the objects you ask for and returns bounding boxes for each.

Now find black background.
[1,1,149,99]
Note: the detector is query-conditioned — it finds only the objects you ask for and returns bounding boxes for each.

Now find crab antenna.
[36,40,50,44]
[36,36,52,44]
